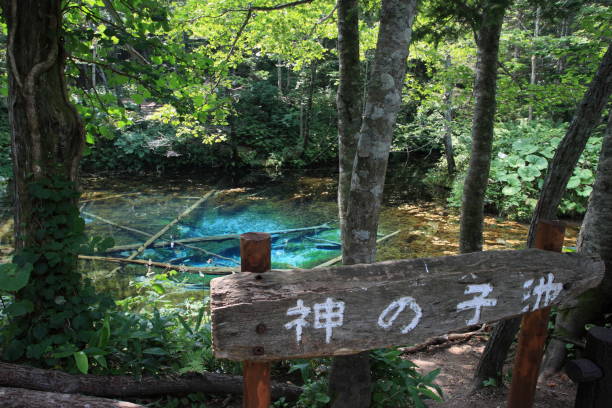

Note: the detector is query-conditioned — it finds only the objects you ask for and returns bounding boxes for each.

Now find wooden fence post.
[566,326,612,408]
[240,232,272,408]
[507,220,565,408]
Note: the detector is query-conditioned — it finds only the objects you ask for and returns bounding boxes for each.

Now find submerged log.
[0,363,302,401]
[123,190,217,262]
[78,255,236,275]
[103,223,333,253]
[0,387,144,408]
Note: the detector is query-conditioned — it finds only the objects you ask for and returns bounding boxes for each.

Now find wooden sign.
[211,249,603,361]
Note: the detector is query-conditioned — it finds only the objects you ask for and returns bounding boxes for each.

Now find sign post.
[508,220,565,408]
[240,232,272,408]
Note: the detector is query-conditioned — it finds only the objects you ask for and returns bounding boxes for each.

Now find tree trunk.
[4,0,84,249]
[331,0,365,405]
[541,109,612,378]
[301,62,317,155]
[331,0,418,406]
[443,54,456,175]
[528,6,541,121]
[336,0,362,245]
[473,43,612,387]
[459,1,507,253]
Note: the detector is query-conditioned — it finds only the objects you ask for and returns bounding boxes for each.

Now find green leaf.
[526,155,548,170]
[518,165,541,181]
[93,354,108,369]
[98,318,111,349]
[578,168,593,181]
[74,351,89,374]
[0,263,32,291]
[567,175,581,189]
[506,156,524,168]
[5,300,34,317]
[502,185,520,196]
[142,347,169,356]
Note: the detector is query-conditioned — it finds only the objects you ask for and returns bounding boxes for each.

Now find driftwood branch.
[80,193,141,203]
[0,362,302,401]
[103,223,332,253]
[313,230,400,268]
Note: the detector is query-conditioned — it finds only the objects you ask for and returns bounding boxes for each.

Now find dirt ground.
[410,336,576,408]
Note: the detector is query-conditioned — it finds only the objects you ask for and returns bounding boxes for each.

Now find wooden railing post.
[240,232,272,408]
[507,220,565,408]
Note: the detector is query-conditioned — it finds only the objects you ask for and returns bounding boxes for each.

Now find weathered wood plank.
[211,249,603,361]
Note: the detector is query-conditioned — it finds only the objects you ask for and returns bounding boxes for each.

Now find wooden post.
[566,327,612,408]
[507,220,565,408]
[240,232,272,408]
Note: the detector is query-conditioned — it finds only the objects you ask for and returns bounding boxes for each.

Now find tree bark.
[331,0,417,406]
[528,6,541,121]
[4,0,85,250]
[474,43,612,387]
[0,387,144,408]
[443,53,456,175]
[336,0,362,245]
[459,1,507,253]
[541,109,612,378]
[0,362,302,401]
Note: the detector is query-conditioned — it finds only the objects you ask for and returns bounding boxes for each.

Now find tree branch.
[7,0,23,89]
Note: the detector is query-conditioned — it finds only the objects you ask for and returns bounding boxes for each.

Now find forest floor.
[410,335,576,408]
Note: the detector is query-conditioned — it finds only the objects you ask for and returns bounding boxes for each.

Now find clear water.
[83,187,342,271]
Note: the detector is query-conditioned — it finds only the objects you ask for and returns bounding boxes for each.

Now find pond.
[1,164,577,302]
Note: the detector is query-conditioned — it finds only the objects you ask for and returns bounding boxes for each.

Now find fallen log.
[313,229,400,268]
[399,324,487,354]
[0,386,144,408]
[103,223,333,253]
[78,255,237,275]
[0,363,302,401]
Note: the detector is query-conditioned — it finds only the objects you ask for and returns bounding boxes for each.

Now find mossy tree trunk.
[4,0,84,250]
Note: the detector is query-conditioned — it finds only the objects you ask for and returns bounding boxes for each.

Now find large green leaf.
[5,300,34,317]
[0,263,32,292]
[567,175,581,189]
[518,165,541,181]
[502,185,521,196]
[526,154,548,170]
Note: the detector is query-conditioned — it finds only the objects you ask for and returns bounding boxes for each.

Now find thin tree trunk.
[331,0,418,406]
[473,42,612,388]
[336,0,362,245]
[277,58,283,95]
[443,54,456,175]
[301,62,317,154]
[331,0,365,404]
[528,6,540,121]
[459,2,507,253]
[540,109,612,378]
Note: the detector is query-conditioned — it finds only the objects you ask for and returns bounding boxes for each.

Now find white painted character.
[378,296,422,333]
[313,298,345,344]
[456,283,497,325]
[284,299,311,343]
[522,273,563,312]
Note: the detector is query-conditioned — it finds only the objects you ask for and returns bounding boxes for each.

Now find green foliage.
[371,349,443,408]
[0,175,113,372]
[446,120,602,220]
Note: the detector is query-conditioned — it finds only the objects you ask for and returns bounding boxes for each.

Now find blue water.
[86,194,341,270]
